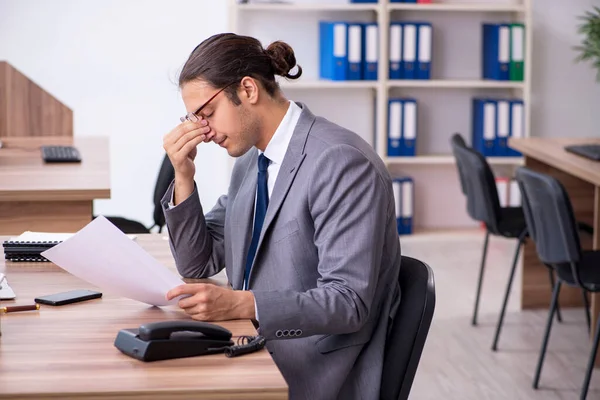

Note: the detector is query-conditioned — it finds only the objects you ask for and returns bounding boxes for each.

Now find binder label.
[334,24,346,57]
[402,180,413,218]
[512,103,524,138]
[418,25,432,62]
[496,178,508,207]
[509,180,521,206]
[348,25,362,63]
[497,101,509,138]
[499,26,510,63]
[403,24,416,62]
[366,25,378,62]
[393,181,402,218]
[512,26,524,62]
[404,101,417,140]
[390,24,402,62]
[389,101,402,140]
[483,102,495,140]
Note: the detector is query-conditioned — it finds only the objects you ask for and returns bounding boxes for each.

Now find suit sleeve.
[252,145,391,340]
[161,180,226,279]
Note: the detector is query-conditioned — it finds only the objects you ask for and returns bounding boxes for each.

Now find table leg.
[0,201,92,234]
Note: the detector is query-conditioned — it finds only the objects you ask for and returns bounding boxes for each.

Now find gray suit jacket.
[162,102,402,400]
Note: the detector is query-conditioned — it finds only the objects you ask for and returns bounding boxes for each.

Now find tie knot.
[258,154,270,172]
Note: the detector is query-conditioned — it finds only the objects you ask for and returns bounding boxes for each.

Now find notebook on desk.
[3,231,137,262]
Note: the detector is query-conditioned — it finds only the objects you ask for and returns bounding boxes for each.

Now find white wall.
[0,0,230,229]
[531,0,600,138]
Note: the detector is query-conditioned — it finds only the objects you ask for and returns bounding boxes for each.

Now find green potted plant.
[574,6,600,82]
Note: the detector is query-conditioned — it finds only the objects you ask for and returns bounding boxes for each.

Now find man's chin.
[227,144,253,158]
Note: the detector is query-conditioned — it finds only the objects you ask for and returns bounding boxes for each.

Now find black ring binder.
[2,239,61,262]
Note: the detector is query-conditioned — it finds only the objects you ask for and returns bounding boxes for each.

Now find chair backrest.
[450,133,502,231]
[152,154,175,231]
[515,166,581,265]
[381,256,436,400]
[451,133,468,195]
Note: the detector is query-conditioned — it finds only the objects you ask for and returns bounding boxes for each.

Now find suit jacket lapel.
[248,103,315,283]
[230,148,258,290]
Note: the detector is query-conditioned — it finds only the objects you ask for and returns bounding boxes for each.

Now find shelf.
[385,155,523,165]
[279,79,378,89]
[236,3,379,11]
[277,79,523,90]
[388,3,525,12]
[387,79,524,89]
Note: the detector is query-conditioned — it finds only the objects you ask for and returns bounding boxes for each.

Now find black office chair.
[516,166,600,400]
[450,133,564,351]
[380,255,436,400]
[101,153,175,234]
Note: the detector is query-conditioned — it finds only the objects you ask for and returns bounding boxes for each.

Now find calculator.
[40,145,82,163]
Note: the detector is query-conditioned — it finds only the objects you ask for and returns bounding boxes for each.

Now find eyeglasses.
[180,82,238,123]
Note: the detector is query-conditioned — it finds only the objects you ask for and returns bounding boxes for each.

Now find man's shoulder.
[306,116,388,177]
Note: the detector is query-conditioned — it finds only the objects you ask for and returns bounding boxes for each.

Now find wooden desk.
[0,234,288,400]
[510,137,600,363]
[0,136,110,235]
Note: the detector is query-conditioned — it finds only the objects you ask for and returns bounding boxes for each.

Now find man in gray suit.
[163,33,402,400]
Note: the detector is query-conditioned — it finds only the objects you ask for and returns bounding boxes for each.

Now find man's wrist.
[173,174,195,205]
[234,290,256,320]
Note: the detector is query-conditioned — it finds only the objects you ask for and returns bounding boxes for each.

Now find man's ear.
[239,76,259,105]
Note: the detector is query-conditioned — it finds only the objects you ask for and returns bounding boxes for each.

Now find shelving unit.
[278,79,378,89]
[386,155,523,165]
[229,0,532,233]
[237,3,379,11]
[387,3,526,12]
[387,79,525,89]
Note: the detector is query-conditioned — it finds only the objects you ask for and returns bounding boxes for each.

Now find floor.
[404,230,600,400]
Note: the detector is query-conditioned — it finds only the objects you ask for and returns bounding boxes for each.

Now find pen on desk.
[0,304,40,313]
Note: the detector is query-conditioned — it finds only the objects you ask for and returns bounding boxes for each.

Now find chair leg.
[547,269,563,323]
[472,230,490,326]
[580,309,600,400]
[582,289,591,334]
[492,232,526,351]
[533,280,562,389]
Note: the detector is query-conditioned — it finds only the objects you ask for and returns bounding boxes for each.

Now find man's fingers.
[178,293,208,309]
[164,119,209,149]
[179,135,207,159]
[166,283,206,300]
[172,126,210,152]
[164,121,199,145]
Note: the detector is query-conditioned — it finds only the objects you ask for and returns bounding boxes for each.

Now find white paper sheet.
[10,231,137,242]
[41,216,184,306]
[0,273,16,300]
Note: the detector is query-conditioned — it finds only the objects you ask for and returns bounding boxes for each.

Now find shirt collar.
[260,100,302,166]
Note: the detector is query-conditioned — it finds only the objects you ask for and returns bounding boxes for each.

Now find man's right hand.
[163,119,213,205]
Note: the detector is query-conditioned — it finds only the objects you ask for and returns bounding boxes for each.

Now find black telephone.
[114,320,234,362]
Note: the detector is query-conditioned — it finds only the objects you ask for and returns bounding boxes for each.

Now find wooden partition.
[0,61,73,137]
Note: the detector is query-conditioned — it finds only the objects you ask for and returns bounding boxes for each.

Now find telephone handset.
[138,320,232,342]
[114,320,235,362]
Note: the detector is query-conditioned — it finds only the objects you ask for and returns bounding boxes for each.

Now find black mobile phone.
[34,289,102,306]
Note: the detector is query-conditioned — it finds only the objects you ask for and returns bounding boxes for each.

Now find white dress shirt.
[259,100,302,199]
[250,100,302,321]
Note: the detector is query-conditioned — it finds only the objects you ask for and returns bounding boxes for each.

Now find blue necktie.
[243,154,270,290]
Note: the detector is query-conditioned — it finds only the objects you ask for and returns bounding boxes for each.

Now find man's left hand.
[166,283,256,321]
